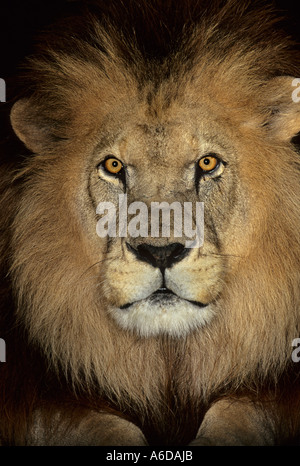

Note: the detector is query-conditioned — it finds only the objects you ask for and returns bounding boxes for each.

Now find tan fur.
[1,0,300,445]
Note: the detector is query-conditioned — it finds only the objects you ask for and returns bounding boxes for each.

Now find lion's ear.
[263,76,300,141]
[10,98,61,153]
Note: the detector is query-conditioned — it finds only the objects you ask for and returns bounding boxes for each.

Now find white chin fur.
[109,295,215,338]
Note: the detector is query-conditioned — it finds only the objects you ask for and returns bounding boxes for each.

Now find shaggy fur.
[1,0,300,445]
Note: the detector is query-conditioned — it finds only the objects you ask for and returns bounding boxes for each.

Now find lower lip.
[120,291,208,310]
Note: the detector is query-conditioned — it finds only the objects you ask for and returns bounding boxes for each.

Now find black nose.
[127,242,189,269]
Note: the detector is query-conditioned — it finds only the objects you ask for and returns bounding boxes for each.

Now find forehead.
[119,121,196,165]
[104,102,230,167]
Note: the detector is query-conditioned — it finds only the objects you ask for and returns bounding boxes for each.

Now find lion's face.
[82,96,250,338]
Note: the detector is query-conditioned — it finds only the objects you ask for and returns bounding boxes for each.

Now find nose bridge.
[124,129,195,246]
[131,170,178,200]
[124,197,188,249]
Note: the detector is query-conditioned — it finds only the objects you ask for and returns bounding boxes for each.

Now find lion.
[1,0,300,446]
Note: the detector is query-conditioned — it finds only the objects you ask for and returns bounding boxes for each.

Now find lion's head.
[2,0,300,443]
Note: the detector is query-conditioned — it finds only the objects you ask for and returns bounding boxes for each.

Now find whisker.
[79,259,106,279]
[201,252,244,259]
[79,254,119,280]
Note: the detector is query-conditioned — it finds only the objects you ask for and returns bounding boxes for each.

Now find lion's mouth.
[120,287,208,310]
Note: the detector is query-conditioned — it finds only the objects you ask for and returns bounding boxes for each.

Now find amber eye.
[198,155,219,173]
[104,157,123,175]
